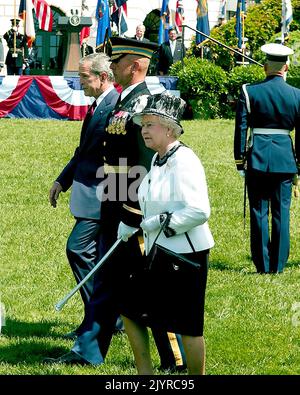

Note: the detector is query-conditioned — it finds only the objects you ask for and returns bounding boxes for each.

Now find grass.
[0,118,300,375]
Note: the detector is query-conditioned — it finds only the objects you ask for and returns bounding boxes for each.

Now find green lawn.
[0,118,300,375]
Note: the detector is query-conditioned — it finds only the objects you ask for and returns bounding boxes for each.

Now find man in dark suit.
[234,43,300,274]
[47,53,119,356]
[157,27,185,76]
[81,39,94,57]
[131,24,149,42]
[3,18,28,75]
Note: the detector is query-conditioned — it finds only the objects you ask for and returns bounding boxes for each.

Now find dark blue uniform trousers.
[247,170,293,273]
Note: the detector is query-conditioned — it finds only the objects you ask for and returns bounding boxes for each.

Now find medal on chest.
[107,110,130,135]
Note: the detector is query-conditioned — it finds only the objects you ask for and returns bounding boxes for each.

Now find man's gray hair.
[136,24,146,32]
[80,53,114,81]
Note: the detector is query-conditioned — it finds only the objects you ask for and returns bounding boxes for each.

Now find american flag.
[174,1,184,33]
[19,0,35,46]
[32,0,53,32]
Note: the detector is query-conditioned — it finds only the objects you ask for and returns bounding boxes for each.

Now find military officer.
[67,37,187,371]
[234,43,300,274]
[3,18,28,75]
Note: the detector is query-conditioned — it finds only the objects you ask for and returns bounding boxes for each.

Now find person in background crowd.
[24,41,39,75]
[44,53,119,365]
[234,37,252,66]
[213,17,226,29]
[157,27,185,76]
[119,92,214,374]
[3,18,28,76]
[131,24,149,42]
[234,43,300,274]
[81,38,94,57]
[0,35,4,71]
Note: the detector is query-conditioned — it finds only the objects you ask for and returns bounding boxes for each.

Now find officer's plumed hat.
[261,43,294,62]
[132,93,186,133]
[110,36,158,61]
[10,18,20,26]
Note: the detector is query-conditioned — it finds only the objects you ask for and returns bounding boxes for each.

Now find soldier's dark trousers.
[247,170,293,273]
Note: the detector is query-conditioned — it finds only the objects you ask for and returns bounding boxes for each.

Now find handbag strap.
[185,232,196,253]
[152,213,171,246]
[153,214,196,253]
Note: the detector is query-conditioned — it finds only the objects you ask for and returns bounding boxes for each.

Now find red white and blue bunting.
[0,76,178,120]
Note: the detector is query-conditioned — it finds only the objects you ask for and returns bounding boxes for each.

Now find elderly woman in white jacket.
[118,93,214,375]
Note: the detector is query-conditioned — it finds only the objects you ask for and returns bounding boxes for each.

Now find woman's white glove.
[117,221,138,242]
[140,215,162,233]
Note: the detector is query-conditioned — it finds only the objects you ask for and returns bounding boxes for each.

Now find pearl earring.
[166,134,170,137]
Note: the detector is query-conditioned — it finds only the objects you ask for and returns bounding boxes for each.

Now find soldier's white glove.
[140,215,161,233]
[238,170,245,178]
[117,222,138,242]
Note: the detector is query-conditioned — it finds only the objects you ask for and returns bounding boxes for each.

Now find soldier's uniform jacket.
[3,29,28,68]
[234,75,300,174]
[102,81,154,227]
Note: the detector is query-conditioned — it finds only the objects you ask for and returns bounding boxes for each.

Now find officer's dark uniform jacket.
[102,81,154,226]
[234,75,300,174]
[3,29,28,69]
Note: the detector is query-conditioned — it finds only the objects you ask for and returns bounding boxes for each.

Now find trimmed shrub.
[228,65,265,101]
[226,65,265,118]
[287,65,300,89]
[170,57,229,119]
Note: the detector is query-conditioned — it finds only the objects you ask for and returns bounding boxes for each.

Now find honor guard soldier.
[3,18,28,75]
[106,37,186,372]
[0,35,4,70]
[234,43,300,273]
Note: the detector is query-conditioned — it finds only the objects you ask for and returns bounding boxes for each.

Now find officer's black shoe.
[62,330,78,340]
[43,351,90,365]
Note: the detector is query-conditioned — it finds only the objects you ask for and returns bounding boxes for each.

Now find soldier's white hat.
[261,43,294,62]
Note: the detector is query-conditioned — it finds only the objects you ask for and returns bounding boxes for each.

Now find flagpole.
[181,24,185,68]
[281,0,285,44]
[13,0,17,57]
[242,10,245,65]
[182,24,263,67]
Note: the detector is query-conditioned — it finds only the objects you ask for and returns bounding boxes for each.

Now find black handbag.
[145,215,201,274]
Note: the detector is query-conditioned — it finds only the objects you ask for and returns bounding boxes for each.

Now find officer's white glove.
[238,170,245,178]
[117,221,138,242]
[140,215,161,233]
